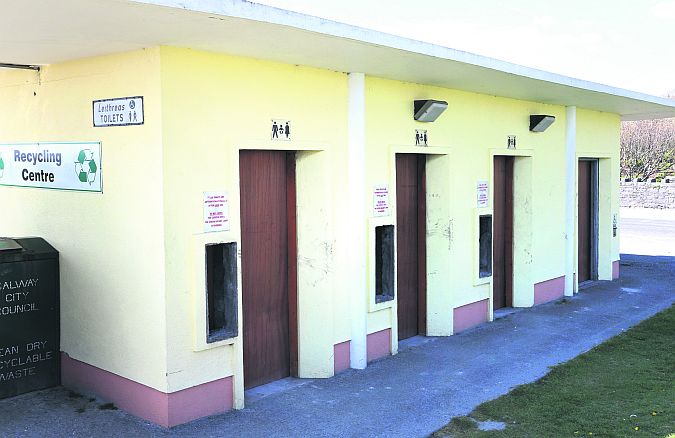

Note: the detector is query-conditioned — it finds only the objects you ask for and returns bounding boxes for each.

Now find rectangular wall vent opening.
[479,215,493,278]
[375,225,395,303]
[206,242,238,342]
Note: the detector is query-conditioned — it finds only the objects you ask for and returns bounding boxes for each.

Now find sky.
[254,0,675,97]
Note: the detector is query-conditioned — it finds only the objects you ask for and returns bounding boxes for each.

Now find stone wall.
[620,181,675,208]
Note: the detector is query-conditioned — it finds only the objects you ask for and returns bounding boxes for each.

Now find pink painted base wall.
[333,341,351,374]
[366,329,391,362]
[534,276,565,305]
[612,260,620,279]
[453,299,488,333]
[61,353,233,428]
[166,378,233,427]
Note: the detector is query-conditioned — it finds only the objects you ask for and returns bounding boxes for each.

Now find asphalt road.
[621,208,675,256]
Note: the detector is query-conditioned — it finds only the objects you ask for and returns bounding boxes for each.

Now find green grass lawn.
[433,305,675,437]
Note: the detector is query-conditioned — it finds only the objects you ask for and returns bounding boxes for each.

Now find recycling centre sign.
[0,142,102,192]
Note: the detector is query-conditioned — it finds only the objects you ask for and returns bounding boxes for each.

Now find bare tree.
[621,117,675,180]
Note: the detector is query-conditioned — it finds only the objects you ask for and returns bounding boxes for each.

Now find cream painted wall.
[0,46,622,404]
[425,153,453,335]
[576,109,621,281]
[0,49,168,391]
[158,47,350,405]
[363,77,572,336]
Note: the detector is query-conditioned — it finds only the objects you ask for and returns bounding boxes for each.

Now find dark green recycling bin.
[0,237,60,399]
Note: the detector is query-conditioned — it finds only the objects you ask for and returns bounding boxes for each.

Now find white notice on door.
[373,184,390,217]
[203,191,230,232]
[477,181,489,208]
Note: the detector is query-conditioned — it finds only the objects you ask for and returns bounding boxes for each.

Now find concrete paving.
[1,217,674,437]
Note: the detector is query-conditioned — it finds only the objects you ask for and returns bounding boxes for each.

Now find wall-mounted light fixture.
[414,99,448,122]
[529,114,556,132]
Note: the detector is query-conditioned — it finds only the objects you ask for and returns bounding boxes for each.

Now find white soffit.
[1,0,674,120]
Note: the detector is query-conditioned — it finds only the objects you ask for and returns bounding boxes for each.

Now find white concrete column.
[564,106,577,296]
[347,72,368,369]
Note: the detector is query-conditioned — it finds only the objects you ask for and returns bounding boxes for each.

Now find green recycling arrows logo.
[75,149,98,185]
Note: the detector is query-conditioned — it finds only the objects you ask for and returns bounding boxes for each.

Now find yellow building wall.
[576,108,621,280]
[157,47,350,406]
[0,49,169,391]
[0,46,622,407]
[363,77,570,334]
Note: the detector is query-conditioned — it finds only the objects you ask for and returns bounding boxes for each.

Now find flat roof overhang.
[2,0,674,120]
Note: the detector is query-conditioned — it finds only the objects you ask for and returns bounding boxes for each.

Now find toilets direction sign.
[93,96,144,127]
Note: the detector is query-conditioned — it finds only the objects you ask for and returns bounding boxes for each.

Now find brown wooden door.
[396,154,427,340]
[493,156,514,309]
[578,160,592,283]
[239,150,297,389]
